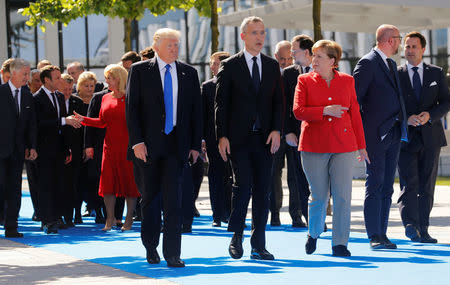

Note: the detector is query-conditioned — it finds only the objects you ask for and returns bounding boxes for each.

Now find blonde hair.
[104,64,128,94]
[312,40,342,68]
[152,28,181,48]
[76,71,97,92]
[61,73,74,84]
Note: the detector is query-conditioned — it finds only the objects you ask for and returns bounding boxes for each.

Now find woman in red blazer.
[293,40,369,257]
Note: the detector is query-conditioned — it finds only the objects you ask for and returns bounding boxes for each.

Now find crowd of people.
[1,16,449,268]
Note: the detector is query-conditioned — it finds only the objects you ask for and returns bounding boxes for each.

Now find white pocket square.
[430,81,437,86]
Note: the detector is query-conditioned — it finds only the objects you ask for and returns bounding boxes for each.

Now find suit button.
[328,97,332,100]
[328,118,332,121]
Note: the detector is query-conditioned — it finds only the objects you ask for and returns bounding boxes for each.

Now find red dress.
[82,93,140,198]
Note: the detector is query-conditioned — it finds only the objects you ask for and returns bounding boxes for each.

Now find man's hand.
[65,152,72,165]
[357,148,370,164]
[84,148,94,162]
[266,131,281,154]
[285,133,298,147]
[189,150,200,164]
[25,148,38,161]
[418,111,430,125]
[408,114,422,127]
[201,140,207,154]
[66,115,82,128]
[133,143,148,163]
[323,105,349,118]
[218,137,231,162]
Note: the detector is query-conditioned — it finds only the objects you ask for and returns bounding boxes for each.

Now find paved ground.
[1,174,449,284]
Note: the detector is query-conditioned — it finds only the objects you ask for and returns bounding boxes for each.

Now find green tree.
[20,0,218,53]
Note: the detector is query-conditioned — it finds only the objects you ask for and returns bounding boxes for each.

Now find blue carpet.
[2,191,450,285]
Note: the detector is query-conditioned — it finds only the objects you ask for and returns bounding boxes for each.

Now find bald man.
[353,24,408,250]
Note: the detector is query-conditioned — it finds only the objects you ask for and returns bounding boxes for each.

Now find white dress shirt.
[374,47,390,69]
[407,61,424,87]
[8,81,21,114]
[156,54,178,127]
[243,49,262,80]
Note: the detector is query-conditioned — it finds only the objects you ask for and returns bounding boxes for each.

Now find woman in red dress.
[74,64,139,231]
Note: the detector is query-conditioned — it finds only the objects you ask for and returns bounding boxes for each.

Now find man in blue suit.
[353,24,408,250]
[397,31,450,244]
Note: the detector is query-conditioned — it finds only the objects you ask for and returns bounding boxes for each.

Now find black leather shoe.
[32,213,41,222]
[166,257,185,267]
[369,235,384,249]
[270,212,281,226]
[229,233,243,259]
[5,230,24,238]
[420,232,437,243]
[65,221,75,228]
[221,214,229,224]
[381,235,397,249]
[292,217,307,228]
[193,207,200,218]
[43,224,58,234]
[57,219,69,229]
[251,248,274,260]
[405,224,420,242]
[305,235,317,254]
[212,219,221,227]
[332,245,351,257]
[146,249,160,264]
[74,216,83,224]
[323,223,328,232]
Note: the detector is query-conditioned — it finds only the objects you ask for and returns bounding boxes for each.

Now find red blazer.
[293,70,366,153]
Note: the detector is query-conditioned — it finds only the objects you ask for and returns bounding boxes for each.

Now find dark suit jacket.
[0,83,37,158]
[282,64,302,137]
[398,63,450,151]
[64,95,85,162]
[33,88,69,158]
[201,78,217,145]
[215,51,283,146]
[353,49,407,148]
[126,58,202,162]
[84,89,109,150]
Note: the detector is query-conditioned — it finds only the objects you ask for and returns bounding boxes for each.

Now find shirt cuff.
[61,117,66,126]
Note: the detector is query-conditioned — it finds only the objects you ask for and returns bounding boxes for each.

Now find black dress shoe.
[65,221,75,228]
[32,213,41,222]
[420,232,438,243]
[323,223,328,232]
[332,245,351,257]
[270,212,281,226]
[166,257,185,267]
[369,235,384,249]
[229,233,244,259]
[221,214,230,224]
[57,220,69,229]
[292,217,307,228]
[212,219,221,227]
[193,207,200,218]
[405,224,420,242]
[381,235,397,249]
[5,230,24,238]
[305,234,317,254]
[74,216,83,224]
[251,248,274,260]
[146,249,160,264]
[42,224,58,234]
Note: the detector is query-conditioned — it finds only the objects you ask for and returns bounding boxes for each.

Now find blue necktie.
[164,64,173,134]
[412,66,421,101]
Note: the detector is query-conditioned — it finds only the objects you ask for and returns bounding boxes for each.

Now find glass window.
[62,17,87,67]
[87,14,109,67]
[9,7,37,66]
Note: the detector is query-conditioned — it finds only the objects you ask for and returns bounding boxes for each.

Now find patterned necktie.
[14,89,20,116]
[412,66,421,101]
[51,92,59,118]
[164,64,173,134]
[252,56,261,94]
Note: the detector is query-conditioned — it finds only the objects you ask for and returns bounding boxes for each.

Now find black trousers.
[206,141,232,221]
[62,161,78,222]
[269,138,285,214]
[135,131,183,260]
[398,143,440,233]
[25,160,40,218]
[0,148,24,230]
[285,144,310,221]
[228,133,273,250]
[37,151,65,225]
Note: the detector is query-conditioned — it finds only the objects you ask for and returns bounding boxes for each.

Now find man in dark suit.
[216,16,282,260]
[34,65,81,234]
[281,34,314,228]
[397,31,450,244]
[0,58,37,237]
[202,51,232,227]
[126,28,202,268]
[353,24,408,249]
[67,61,105,94]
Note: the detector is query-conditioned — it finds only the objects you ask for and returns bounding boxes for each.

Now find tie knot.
[165,64,171,71]
[14,89,19,95]
[412,66,419,72]
[252,56,257,63]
